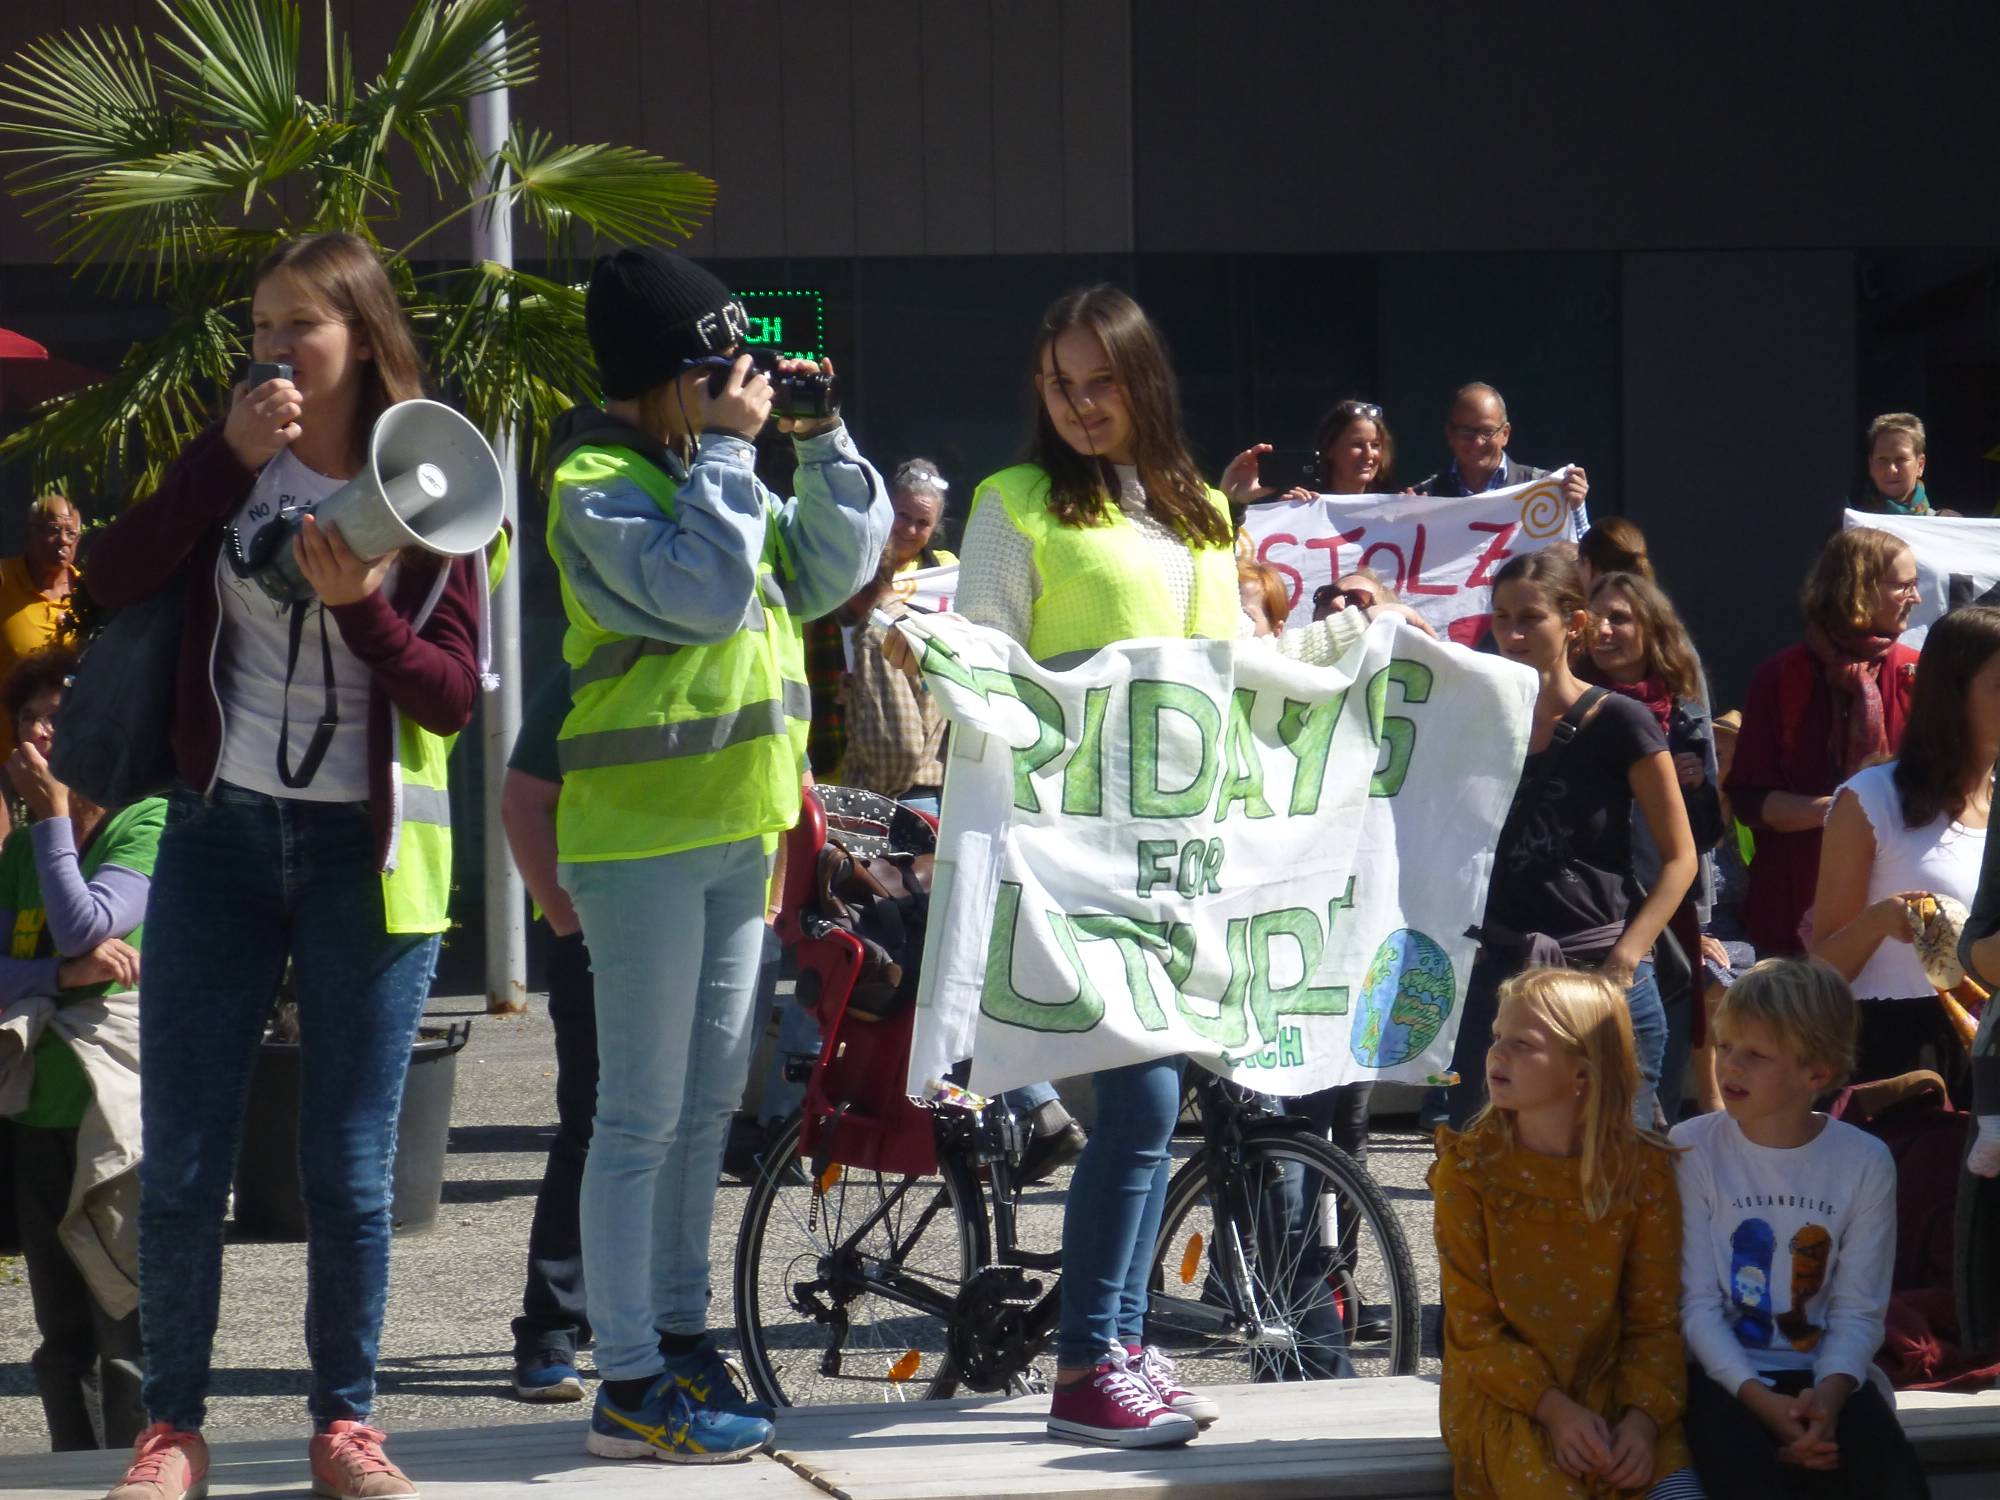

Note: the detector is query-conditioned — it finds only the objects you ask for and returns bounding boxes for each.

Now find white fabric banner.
[896,613,1535,1099]
[891,562,958,616]
[1841,508,2000,648]
[1241,474,1582,645]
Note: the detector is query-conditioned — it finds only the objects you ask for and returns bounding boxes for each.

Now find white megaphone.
[229,399,506,603]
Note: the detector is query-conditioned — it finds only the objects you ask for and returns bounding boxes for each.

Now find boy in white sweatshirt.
[1669,958,1928,1499]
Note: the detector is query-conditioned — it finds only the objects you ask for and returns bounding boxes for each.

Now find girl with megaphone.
[86,232,493,1500]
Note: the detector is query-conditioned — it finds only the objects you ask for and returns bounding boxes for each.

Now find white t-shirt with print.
[213,449,379,802]
[1670,1109,1896,1394]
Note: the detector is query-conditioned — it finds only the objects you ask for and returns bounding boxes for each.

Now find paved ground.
[0,995,1443,1457]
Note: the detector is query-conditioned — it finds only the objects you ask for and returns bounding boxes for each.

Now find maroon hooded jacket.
[85,425,487,871]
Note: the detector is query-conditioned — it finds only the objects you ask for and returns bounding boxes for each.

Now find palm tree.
[0,0,713,495]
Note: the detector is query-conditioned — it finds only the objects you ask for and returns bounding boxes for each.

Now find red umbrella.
[0,325,100,412]
[0,328,48,360]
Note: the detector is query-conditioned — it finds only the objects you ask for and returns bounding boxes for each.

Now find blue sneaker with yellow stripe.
[584,1375,774,1464]
[662,1340,778,1422]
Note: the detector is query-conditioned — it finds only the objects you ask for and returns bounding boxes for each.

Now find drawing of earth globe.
[1349,928,1455,1068]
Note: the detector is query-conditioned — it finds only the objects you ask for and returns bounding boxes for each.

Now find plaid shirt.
[838,602,946,796]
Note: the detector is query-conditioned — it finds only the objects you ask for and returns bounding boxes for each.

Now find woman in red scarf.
[1726,528,1921,956]
[1584,570,1724,1124]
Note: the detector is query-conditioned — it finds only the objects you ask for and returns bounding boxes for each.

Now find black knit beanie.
[585,247,745,399]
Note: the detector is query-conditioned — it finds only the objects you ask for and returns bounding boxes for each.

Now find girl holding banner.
[947,286,1419,1448]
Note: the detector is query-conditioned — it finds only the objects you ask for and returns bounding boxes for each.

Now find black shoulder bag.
[49,575,186,806]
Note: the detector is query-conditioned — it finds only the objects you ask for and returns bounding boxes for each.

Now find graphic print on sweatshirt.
[1725,1197,1837,1354]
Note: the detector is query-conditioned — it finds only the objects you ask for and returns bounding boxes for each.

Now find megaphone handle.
[275,601,340,790]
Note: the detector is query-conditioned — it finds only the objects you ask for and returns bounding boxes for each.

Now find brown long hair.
[1801,526,1910,638]
[1492,548,1587,622]
[1312,399,1396,489]
[1578,516,1653,581]
[1586,572,1704,702]
[1894,605,2000,828]
[253,234,426,451]
[1027,286,1231,548]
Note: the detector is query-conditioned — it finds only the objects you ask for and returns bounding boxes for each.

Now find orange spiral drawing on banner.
[1517,481,1568,540]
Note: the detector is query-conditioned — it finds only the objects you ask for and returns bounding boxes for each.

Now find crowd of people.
[1,231,1995,1500]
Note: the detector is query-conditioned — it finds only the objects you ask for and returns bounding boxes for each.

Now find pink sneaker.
[106,1424,209,1500]
[1046,1347,1199,1448]
[309,1421,417,1498]
[1128,1343,1221,1426]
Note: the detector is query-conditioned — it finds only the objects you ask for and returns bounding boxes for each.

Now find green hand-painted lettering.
[1178,917,1251,1047]
[982,882,1104,1032]
[1136,839,1178,898]
[1276,691,1346,816]
[1070,916,1174,1031]
[1213,687,1274,822]
[1367,658,1433,798]
[1061,685,1111,816]
[1130,680,1222,818]
[1247,906,1349,1044]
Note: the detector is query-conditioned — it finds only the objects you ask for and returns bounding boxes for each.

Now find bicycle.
[732,1068,1421,1408]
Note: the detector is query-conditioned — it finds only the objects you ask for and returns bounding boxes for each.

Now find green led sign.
[737,289,826,362]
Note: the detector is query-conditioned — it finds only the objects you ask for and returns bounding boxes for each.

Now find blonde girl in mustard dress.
[1431,969,1701,1499]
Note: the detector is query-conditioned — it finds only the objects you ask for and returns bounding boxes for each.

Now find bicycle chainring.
[946,1266,1047,1392]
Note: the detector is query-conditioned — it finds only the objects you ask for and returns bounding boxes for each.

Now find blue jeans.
[1625,960,1667,1131]
[138,785,439,1431]
[564,838,769,1382]
[1057,1055,1182,1366]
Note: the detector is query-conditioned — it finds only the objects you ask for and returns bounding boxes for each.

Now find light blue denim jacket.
[550,422,891,641]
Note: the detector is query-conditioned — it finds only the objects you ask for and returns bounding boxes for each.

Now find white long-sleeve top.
[956,464,1368,664]
[1669,1109,1897,1393]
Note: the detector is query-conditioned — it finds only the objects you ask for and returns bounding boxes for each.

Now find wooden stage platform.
[9,1378,2000,1499]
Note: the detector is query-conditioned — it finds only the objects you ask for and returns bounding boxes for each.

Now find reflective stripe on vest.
[548,440,810,862]
[975,463,1239,660]
[571,635,685,692]
[379,532,510,934]
[557,681,812,772]
[401,781,452,826]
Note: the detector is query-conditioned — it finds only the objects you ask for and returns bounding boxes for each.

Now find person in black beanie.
[543,247,890,1463]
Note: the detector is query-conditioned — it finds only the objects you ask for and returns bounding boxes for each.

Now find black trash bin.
[232,1019,471,1240]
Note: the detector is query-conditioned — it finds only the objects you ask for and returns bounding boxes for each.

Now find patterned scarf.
[1873,481,1933,517]
[1805,621,1896,779]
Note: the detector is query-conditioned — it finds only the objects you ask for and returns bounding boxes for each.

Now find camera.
[694,348,839,422]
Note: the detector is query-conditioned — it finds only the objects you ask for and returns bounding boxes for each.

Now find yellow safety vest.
[381,529,510,934]
[974,464,1239,660]
[548,443,809,862]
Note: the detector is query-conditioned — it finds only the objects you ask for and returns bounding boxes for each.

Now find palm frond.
[151,0,300,138]
[0,26,179,195]
[359,0,534,184]
[422,261,597,478]
[499,128,715,261]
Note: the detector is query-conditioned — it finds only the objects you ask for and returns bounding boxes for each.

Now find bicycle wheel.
[733,1111,991,1407]
[1146,1125,1419,1382]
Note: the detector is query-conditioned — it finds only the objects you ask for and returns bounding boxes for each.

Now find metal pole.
[471,33,527,1015]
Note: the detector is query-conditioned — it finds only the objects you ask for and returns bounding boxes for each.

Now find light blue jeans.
[563,837,770,1382]
[1625,960,1668,1131]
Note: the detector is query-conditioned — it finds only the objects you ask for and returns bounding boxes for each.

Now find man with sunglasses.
[1412,382,1590,525]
